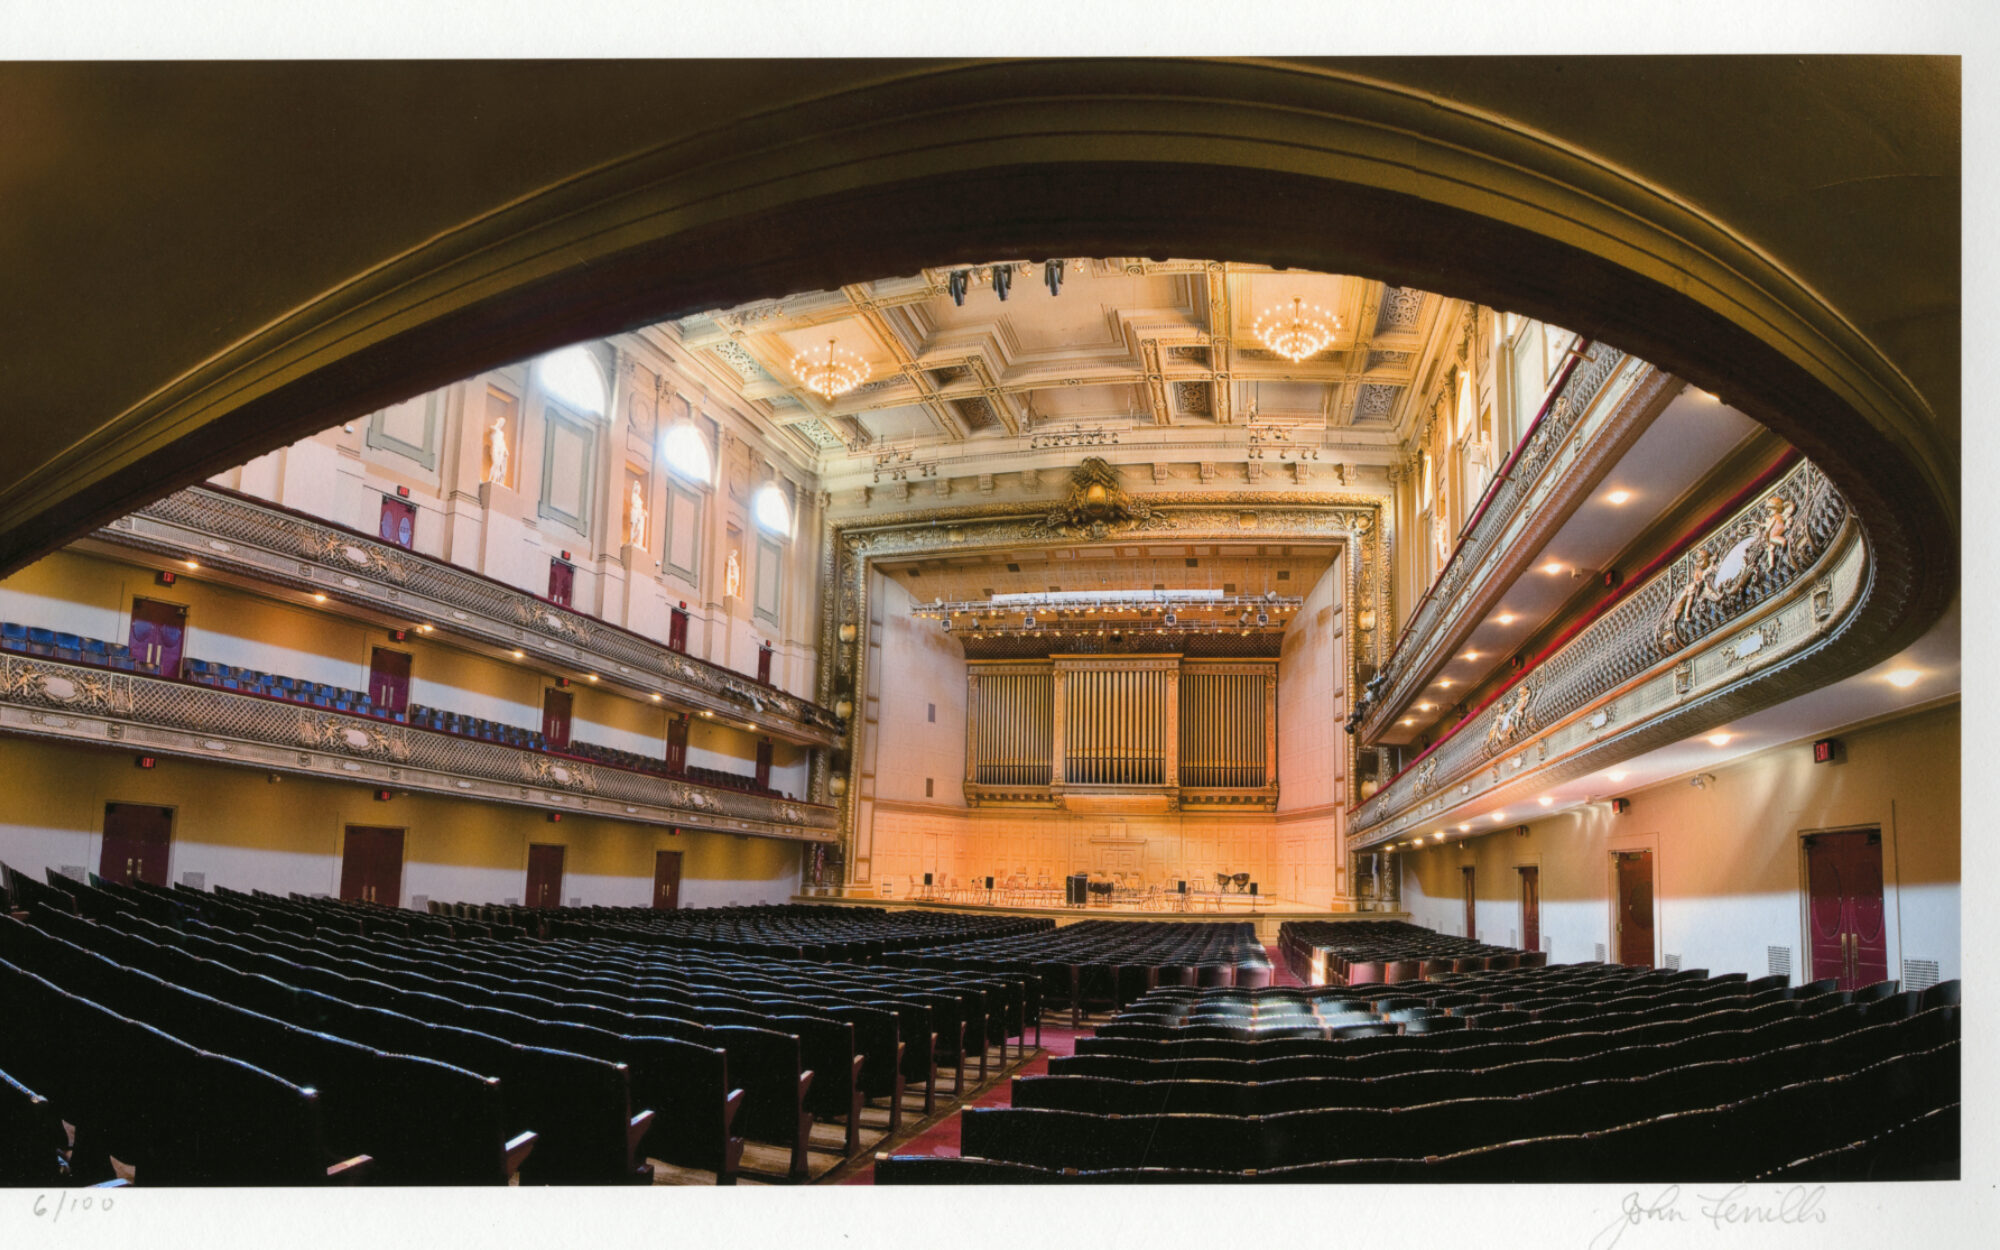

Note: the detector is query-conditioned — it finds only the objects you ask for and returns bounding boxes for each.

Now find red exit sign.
[1813,738,1843,764]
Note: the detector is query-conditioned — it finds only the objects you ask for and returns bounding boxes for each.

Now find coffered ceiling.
[672,260,1462,464]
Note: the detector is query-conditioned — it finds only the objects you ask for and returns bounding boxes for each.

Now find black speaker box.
[985,875,995,890]
[1250,882,1259,896]
[923,872,933,886]
[1177,880,1187,894]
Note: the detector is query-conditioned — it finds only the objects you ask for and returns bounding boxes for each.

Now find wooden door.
[667,607,689,653]
[339,826,405,906]
[754,738,773,789]
[547,559,575,608]
[100,803,173,887]
[1519,865,1541,952]
[369,648,412,714]
[757,643,773,684]
[652,849,684,910]
[1806,830,1890,990]
[379,497,416,549]
[1461,866,1476,940]
[1614,850,1655,967]
[541,688,574,749]
[128,598,187,676]
[665,714,689,773]
[526,843,566,909]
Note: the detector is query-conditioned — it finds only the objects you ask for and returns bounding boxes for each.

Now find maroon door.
[665,714,689,773]
[667,607,689,653]
[1461,866,1476,940]
[379,497,416,549]
[757,643,773,685]
[1519,865,1541,952]
[128,598,187,676]
[1614,850,1655,967]
[339,826,405,906]
[653,849,684,910]
[548,559,575,608]
[100,803,173,887]
[755,738,773,789]
[541,688,573,750]
[526,843,566,909]
[369,647,412,715]
[1806,830,1890,990]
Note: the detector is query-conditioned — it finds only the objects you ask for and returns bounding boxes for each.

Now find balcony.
[1348,455,1860,846]
[1360,345,1681,742]
[92,486,839,747]
[0,652,837,842]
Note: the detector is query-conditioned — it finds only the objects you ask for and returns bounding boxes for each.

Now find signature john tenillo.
[1589,1185,1829,1250]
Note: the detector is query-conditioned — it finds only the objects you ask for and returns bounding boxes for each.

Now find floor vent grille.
[1768,946,1793,978]
[1903,958,1939,991]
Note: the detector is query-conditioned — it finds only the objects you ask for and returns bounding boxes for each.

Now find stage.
[791,888,1406,943]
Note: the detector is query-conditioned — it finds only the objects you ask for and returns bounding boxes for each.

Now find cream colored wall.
[0,736,801,908]
[1398,703,1960,983]
[869,574,968,808]
[216,333,825,705]
[1274,556,1347,902]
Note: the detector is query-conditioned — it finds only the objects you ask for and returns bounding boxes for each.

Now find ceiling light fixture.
[1606,489,1633,505]
[1496,613,1517,626]
[1607,770,1628,783]
[1254,296,1341,363]
[1537,796,1553,807]
[1707,732,1733,746]
[791,337,869,400]
[1884,668,1921,689]
[1541,561,1565,576]
[1491,812,1506,822]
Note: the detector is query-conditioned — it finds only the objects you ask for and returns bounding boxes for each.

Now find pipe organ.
[966,656,1277,810]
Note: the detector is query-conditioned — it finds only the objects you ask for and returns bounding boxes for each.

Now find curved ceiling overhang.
[0,60,1954,691]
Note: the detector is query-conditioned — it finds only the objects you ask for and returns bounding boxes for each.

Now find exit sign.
[1813,738,1843,764]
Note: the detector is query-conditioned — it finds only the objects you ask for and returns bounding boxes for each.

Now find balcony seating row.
[0,622,157,673]
[185,660,398,720]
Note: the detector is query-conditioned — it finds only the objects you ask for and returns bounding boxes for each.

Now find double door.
[100,802,173,887]
[652,849,683,910]
[1806,829,1888,990]
[128,598,187,675]
[340,826,404,905]
[526,843,566,909]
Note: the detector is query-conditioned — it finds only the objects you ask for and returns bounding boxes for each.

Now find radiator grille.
[180,871,205,890]
[1663,953,1682,971]
[1902,958,1939,991]
[1594,942,1607,962]
[1767,946,1792,978]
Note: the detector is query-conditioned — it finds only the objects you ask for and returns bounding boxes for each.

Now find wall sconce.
[834,698,854,720]
[1357,610,1377,632]
[837,623,857,644]
[828,775,848,797]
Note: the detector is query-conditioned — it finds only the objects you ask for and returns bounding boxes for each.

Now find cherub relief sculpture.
[1485,683,1536,755]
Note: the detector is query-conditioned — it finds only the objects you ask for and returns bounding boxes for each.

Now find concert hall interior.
[0,52,1964,1196]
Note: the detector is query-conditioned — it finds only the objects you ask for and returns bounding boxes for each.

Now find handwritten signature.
[1590,1185,1827,1250]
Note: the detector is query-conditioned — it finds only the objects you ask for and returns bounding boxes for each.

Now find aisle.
[838,1018,1082,1182]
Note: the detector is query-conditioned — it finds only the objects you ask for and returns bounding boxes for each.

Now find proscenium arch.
[2,60,1952,685]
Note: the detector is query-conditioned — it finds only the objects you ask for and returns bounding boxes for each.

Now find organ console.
[965,655,1277,809]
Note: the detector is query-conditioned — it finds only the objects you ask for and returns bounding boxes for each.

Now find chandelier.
[1254,296,1341,362]
[792,337,869,400]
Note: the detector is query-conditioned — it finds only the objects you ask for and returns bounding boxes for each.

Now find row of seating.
[1277,918,1527,985]
[186,660,397,720]
[0,623,158,673]
[528,904,1054,960]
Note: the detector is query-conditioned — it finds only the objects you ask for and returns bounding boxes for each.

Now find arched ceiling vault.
[0,58,1956,682]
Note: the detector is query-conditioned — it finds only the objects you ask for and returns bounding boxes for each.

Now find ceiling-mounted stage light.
[948,269,970,306]
[992,264,1012,301]
[792,337,869,400]
[1044,260,1065,296]
[1163,611,1177,626]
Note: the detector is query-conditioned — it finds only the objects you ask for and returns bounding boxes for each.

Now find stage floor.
[791,891,1406,941]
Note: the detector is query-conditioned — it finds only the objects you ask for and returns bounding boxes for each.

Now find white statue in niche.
[725,550,742,598]
[627,479,648,548]
[485,417,509,486]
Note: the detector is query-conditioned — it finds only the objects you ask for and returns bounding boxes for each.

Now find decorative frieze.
[97,488,838,745]
[0,654,836,842]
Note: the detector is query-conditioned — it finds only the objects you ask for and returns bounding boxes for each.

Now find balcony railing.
[95,487,839,746]
[1349,455,1858,845]
[0,652,837,842]
[1360,345,1672,740]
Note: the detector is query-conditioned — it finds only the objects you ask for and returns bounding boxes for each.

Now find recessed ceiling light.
[1884,668,1921,689]
[1458,823,1471,832]
[1462,651,1481,662]
[418,624,434,633]
[1537,796,1553,807]
[586,674,598,682]
[650,693,662,701]
[1707,732,1733,747]
[184,560,199,570]
[1438,678,1454,688]
[312,593,327,602]
[1401,718,1416,726]
[1541,561,1565,576]
[1607,770,1628,783]
[1496,614,1517,626]
[1606,489,1633,505]
[1417,703,1434,712]
[1491,812,1506,822]
[511,649,525,659]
